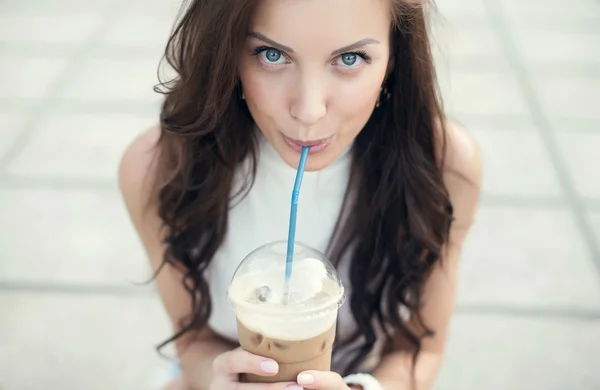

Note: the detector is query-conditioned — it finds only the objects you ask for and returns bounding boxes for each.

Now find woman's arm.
[371,243,469,390]
[118,127,235,390]
[371,121,483,390]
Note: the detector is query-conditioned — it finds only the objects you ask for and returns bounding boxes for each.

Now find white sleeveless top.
[206,134,387,373]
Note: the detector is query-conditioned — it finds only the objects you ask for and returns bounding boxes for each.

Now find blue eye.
[335,51,370,68]
[254,47,286,65]
[341,54,358,66]
[264,48,282,63]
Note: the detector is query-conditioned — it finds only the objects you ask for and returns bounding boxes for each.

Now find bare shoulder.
[118,124,161,215]
[436,119,483,235]
[437,119,482,187]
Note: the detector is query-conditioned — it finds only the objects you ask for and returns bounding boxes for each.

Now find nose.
[289,75,327,127]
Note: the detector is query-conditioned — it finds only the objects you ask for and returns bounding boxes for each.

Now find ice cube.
[255,286,272,302]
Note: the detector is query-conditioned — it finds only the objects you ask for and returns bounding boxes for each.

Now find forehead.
[250,0,392,49]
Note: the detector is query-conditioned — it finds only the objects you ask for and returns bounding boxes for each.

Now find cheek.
[332,74,383,130]
[337,83,379,112]
[336,59,387,110]
[239,62,284,115]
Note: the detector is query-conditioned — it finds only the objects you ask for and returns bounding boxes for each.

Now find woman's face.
[239,0,392,171]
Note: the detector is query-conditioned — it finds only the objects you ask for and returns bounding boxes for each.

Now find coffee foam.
[236,305,338,341]
[228,257,343,340]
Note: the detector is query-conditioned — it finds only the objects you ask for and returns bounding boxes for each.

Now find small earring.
[375,87,384,108]
[376,87,390,108]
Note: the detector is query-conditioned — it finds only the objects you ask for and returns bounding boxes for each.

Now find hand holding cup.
[210,348,303,390]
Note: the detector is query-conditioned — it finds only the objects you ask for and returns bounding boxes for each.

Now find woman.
[119,0,482,389]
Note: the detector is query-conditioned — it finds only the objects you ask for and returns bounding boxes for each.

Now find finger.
[211,376,299,390]
[238,382,303,390]
[211,375,301,390]
[296,370,345,390]
[213,349,280,377]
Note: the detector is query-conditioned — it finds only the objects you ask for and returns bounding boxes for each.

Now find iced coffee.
[227,241,345,383]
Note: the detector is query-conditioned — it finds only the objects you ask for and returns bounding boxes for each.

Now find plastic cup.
[227,240,345,383]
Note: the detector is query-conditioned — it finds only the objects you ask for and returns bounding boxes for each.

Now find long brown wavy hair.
[153,0,453,376]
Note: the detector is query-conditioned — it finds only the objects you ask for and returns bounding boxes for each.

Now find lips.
[283,135,332,146]
[281,134,333,154]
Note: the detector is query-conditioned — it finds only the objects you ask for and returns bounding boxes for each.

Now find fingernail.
[260,360,278,374]
[297,373,314,385]
[285,385,304,390]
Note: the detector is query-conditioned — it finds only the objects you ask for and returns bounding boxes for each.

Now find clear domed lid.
[227,241,344,314]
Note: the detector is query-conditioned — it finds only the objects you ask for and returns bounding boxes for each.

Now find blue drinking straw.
[283,146,310,303]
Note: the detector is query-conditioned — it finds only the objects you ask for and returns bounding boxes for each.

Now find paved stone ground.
[0,0,599,389]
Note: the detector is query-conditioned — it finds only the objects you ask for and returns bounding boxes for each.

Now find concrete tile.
[502,18,600,35]
[469,128,563,198]
[0,42,79,58]
[0,113,25,158]
[100,14,175,50]
[57,57,165,102]
[457,206,600,309]
[0,0,115,12]
[6,113,156,180]
[533,76,600,121]
[514,30,600,72]
[452,114,537,135]
[497,0,600,23]
[441,71,529,117]
[431,22,504,60]
[0,12,103,44]
[555,132,600,198]
[589,212,600,242]
[94,0,181,53]
[432,23,509,75]
[0,189,151,285]
[121,0,183,16]
[435,0,490,24]
[0,292,174,390]
[0,55,69,99]
[551,118,600,134]
[436,314,600,390]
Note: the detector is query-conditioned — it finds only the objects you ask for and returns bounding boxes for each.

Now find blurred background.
[0,0,599,389]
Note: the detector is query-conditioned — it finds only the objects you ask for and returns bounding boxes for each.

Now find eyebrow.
[248,32,294,53]
[248,32,380,56]
[330,38,380,55]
